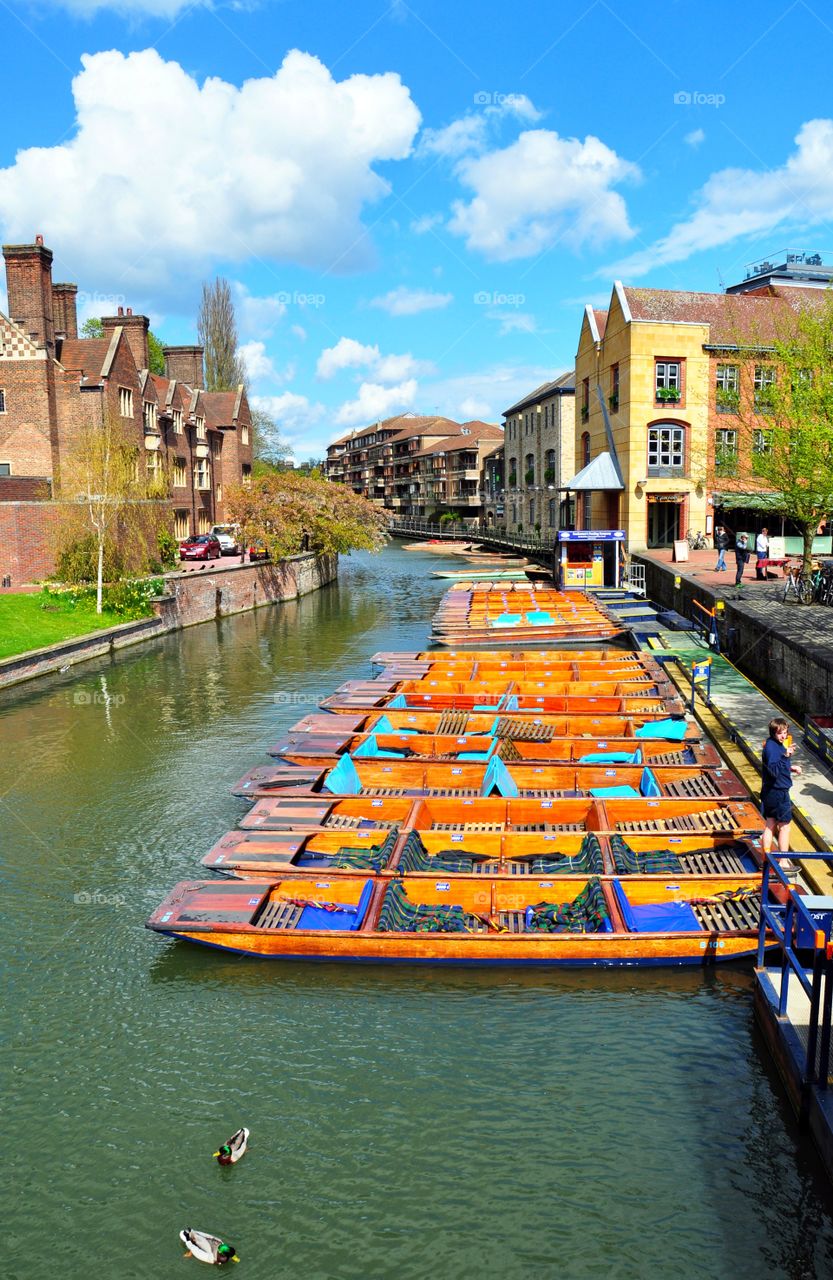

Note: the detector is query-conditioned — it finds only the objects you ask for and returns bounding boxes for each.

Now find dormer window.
[241,424,249,446]
[195,416,206,440]
[143,401,158,433]
[118,387,133,417]
[172,409,183,434]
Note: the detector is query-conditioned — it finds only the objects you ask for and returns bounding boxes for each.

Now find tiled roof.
[503,371,576,416]
[593,310,608,338]
[415,425,503,457]
[58,338,110,380]
[202,391,238,429]
[621,285,817,345]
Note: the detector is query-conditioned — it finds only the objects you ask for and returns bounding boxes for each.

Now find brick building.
[0,236,253,582]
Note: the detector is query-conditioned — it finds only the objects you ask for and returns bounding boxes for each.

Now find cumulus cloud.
[458,396,492,419]
[685,128,705,148]
[370,285,453,315]
[611,119,833,278]
[448,130,638,262]
[334,379,418,426]
[411,213,444,235]
[421,363,556,423]
[0,48,420,294]
[316,336,432,382]
[488,311,537,335]
[420,94,541,160]
[233,284,288,339]
[253,391,326,436]
[239,342,294,386]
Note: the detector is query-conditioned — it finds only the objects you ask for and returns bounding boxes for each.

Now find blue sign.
[692,660,712,682]
[557,530,626,542]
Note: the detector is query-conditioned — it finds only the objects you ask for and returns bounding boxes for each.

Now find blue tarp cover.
[492,613,522,627]
[322,754,362,795]
[612,880,698,932]
[640,767,662,797]
[578,751,641,764]
[482,756,518,797]
[589,784,640,798]
[634,717,687,741]
[526,611,553,625]
[298,879,374,931]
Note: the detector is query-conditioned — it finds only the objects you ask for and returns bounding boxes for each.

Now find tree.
[730,292,833,577]
[57,414,172,612]
[197,277,246,391]
[226,470,387,561]
[251,405,293,469]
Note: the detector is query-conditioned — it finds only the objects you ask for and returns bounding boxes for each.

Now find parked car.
[180,534,222,561]
[210,524,241,556]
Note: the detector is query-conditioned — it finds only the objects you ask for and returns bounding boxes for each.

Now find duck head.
[218,1243,239,1264]
[214,1144,233,1165]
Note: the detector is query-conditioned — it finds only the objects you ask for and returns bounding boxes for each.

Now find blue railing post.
[819,943,833,1092]
[779,894,795,1016]
[803,940,826,1117]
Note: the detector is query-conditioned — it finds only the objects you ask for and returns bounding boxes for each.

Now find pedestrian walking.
[734,532,750,588]
[760,717,802,871]
[714,526,729,572]
[755,527,770,579]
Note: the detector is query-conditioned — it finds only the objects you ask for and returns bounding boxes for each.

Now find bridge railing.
[388,518,558,555]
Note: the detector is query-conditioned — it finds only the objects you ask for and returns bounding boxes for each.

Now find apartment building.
[0,237,252,581]
[487,373,575,531]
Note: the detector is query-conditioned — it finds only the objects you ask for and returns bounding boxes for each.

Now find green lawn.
[0,594,124,661]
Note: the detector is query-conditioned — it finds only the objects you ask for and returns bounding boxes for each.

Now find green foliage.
[227,471,388,559]
[40,578,162,619]
[56,535,124,584]
[80,317,103,338]
[198,277,246,391]
[251,406,293,466]
[156,527,179,569]
[438,512,456,527]
[147,331,165,375]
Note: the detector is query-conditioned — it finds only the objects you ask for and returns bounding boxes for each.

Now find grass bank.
[0,594,124,660]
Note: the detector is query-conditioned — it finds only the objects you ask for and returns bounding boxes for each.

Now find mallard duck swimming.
[180,1229,239,1265]
[213,1127,249,1165]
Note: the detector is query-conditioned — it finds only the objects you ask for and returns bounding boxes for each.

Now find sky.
[2,0,833,458]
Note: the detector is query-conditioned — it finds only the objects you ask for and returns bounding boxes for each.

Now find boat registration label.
[316,883,332,889]
[371,800,382,807]
[450,834,464,842]
[435,882,450,892]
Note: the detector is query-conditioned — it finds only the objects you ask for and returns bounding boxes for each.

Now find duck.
[180,1229,239,1265]
[213,1127,249,1165]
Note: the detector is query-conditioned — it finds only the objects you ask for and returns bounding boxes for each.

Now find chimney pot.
[127,307,132,316]
[117,306,124,317]
[35,234,44,246]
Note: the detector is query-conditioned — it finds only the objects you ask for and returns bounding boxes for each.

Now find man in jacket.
[734,533,750,588]
[714,526,729,572]
[755,527,769,579]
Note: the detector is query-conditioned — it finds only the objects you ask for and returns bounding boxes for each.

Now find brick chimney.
[101,305,149,372]
[2,237,55,351]
[163,344,205,389]
[52,283,78,339]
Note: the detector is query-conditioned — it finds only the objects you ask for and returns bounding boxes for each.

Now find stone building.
[0,237,252,582]
[492,373,576,532]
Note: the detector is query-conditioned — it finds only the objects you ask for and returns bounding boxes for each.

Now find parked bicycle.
[686,529,708,550]
[781,559,820,604]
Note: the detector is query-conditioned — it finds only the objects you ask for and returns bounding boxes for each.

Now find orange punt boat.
[146,871,771,966]
[287,709,703,742]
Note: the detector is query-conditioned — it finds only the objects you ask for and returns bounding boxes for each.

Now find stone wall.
[634,553,833,717]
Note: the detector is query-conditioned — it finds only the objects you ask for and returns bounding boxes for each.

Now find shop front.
[557,530,626,589]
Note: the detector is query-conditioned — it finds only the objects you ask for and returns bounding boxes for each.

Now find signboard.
[672,540,689,562]
[692,659,712,682]
[557,530,625,542]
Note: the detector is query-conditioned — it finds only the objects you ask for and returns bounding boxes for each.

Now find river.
[4,542,833,1278]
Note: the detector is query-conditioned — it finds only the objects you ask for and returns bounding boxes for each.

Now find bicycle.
[781,560,818,604]
[686,529,708,550]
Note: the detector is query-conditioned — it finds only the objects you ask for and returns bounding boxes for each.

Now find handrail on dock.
[758,854,833,1106]
[691,598,723,654]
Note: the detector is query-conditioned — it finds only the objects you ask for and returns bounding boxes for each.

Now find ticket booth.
[557,530,626,589]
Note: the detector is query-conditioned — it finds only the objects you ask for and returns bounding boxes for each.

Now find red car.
[180,534,222,561]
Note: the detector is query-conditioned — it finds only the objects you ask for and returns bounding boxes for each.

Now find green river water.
[4,542,833,1279]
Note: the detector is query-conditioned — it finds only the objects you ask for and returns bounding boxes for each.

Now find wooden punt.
[231,758,750,802]
[267,730,723,771]
[287,710,703,742]
[146,872,775,965]
[319,690,684,716]
[237,796,412,831]
[371,648,651,666]
[200,827,762,882]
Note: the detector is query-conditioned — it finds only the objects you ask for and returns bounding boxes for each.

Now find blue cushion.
[590,785,640,798]
[492,613,522,626]
[298,880,374,932]
[612,879,699,932]
[634,717,687,742]
[640,767,662,797]
[579,751,641,764]
[526,611,553,624]
[504,695,519,711]
[322,754,361,795]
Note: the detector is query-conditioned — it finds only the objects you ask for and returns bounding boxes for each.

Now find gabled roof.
[58,337,111,381]
[503,372,575,416]
[202,391,238,429]
[566,451,624,491]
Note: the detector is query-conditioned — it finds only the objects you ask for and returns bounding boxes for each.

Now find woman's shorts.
[762,790,792,824]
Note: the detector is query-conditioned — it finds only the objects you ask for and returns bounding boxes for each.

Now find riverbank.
[0,551,336,690]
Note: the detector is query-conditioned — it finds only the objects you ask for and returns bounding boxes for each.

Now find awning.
[713,490,784,511]
[565,451,624,491]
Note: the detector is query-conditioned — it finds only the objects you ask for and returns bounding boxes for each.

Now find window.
[143,401,158,433]
[548,497,556,528]
[119,387,133,417]
[211,435,221,458]
[581,432,590,467]
[0,389,6,413]
[198,511,210,534]
[172,409,183,434]
[715,428,738,475]
[716,364,739,413]
[544,448,556,484]
[508,457,518,486]
[581,378,590,423]
[173,459,187,487]
[194,457,211,490]
[754,365,776,412]
[655,360,682,404]
[529,500,535,525]
[525,453,535,484]
[242,464,252,488]
[174,510,189,540]
[648,424,685,475]
[195,415,206,440]
[216,484,223,504]
[241,424,249,446]
[146,449,160,482]
[610,363,619,410]
[0,462,10,476]
[752,428,773,475]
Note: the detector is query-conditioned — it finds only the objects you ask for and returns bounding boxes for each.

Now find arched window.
[544,448,556,484]
[581,432,591,467]
[525,453,535,485]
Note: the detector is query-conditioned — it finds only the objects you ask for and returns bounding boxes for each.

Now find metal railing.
[388,518,559,556]
[758,853,833,1118]
[692,598,723,653]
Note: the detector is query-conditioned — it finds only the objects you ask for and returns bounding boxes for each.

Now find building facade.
[0,237,252,581]
[496,374,575,532]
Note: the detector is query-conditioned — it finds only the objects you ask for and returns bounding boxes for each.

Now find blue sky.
[2,0,833,458]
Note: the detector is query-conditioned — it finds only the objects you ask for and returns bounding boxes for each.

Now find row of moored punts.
[147,584,789,966]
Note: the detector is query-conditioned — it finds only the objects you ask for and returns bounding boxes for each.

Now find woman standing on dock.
[761,717,802,868]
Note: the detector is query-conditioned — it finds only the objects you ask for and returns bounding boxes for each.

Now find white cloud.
[611,119,833,278]
[334,379,418,426]
[488,310,537,335]
[421,363,557,423]
[448,130,638,261]
[316,336,432,383]
[458,396,492,419]
[290,324,307,341]
[685,128,705,148]
[420,95,542,160]
[239,341,294,386]
[233,283,287,339]
[411,213,444,235]
[370,285,453,315]
[0,48,420,294]
[253,391,326,436]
